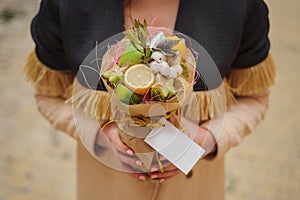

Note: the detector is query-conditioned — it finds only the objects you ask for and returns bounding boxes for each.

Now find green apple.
[119,44,144,66]
[115,84,142,105]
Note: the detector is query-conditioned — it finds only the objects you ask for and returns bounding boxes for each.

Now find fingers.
[148,158,180,182]
[162,161,177,171]
[159,154,166,161]
[158,155,176,169]
[123,161,181,182]
[150,169,181,182]
[101,127,145,170]
[121,163,148,181]
[101,123,146,171]
[102,123,180,183]
[117,151,144,169]
[109,131,132,153]
[150,161,177,172]
[101,123,133,154]
[158,173,179,183]
[149,160,180,182]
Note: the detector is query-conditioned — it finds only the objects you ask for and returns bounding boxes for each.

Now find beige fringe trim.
[69,79,235,123]
[67,79,112,121]
[23,50,74,97]
[227,54,276,96]
[182,79,236,122]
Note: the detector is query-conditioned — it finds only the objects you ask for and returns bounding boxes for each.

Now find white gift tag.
[144,118,205,175]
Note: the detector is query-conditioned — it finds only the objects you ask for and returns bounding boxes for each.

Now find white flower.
[171,64,183,75]
[149,61,160,73]
[158,61,170,77]
[151,51,166,61]
[168,67,178,79]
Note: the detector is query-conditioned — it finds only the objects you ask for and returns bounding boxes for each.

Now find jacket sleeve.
[34,88,101,146]
[201,0,275,160]
[31,0,70,71]
[25,51,101,146]
[25,0,101,148]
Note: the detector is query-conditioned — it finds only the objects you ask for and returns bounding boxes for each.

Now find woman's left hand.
[148,117,217,183]
[149,159,180,183]
[181,117,217,157]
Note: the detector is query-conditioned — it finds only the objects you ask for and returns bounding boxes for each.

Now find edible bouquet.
[100,20,197,171]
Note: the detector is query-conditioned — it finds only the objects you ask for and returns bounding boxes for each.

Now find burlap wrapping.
[100,39,196,170]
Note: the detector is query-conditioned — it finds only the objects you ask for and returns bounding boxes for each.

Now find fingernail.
[151,174,157,179]
[135,160,143,166]
[139,176,146,181]
[159,178,165,183]
[150,167,158,172]
[126,149,133,155]
[159,156,165,161]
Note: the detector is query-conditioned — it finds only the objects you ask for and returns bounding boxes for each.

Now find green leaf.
[124,19,150,63]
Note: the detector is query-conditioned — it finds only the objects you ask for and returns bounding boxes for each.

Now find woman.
[24,0,275,199]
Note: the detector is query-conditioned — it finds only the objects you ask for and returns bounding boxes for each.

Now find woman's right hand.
[98,122,149,181]
[100,122,133,155]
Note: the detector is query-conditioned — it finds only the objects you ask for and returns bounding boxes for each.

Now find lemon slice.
[124,64,155,94]
[174,77,189,103]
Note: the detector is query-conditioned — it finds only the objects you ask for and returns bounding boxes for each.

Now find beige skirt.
[77,142,225,200]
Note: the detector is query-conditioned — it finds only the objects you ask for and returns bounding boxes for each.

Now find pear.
[151,85,176,100]
[102,65,124,85]
[150,74,176,100]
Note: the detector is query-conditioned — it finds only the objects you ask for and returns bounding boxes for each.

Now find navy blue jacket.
[31,0,270,91]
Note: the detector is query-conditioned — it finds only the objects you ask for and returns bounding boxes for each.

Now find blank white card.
[144,118,205,175]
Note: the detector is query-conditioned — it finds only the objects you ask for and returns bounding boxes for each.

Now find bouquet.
[100,20,197,172]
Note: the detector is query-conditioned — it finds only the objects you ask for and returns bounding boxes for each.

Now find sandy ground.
[0,0,299,199]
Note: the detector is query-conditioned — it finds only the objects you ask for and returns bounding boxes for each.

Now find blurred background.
[0,0,299,199]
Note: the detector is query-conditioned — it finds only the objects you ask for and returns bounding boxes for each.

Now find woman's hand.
[149,158,181,183]
[148,118,218,182]
[99,122,133,154]
[98,122,150,180]
[99,122,181,182]
[97,118,216,182]
[181,117,217,157]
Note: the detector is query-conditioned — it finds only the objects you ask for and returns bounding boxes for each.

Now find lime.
[174,77,189,103]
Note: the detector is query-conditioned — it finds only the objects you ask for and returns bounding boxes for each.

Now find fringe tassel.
[23,50,74,97]
[227,54,276,96]
[69,79,235,123]
[182,80,235,122]
[63,84,75,99]
[67,79,112,121]
[224,78,237,105]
